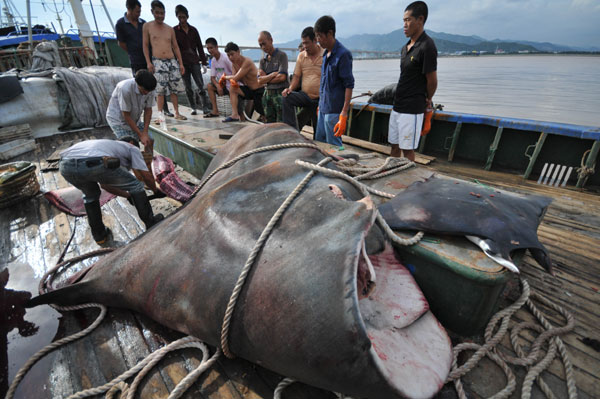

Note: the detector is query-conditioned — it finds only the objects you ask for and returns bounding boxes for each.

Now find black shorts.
[240,85,264,99]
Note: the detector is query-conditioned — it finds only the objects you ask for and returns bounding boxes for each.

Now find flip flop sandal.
[222,116,240,123]
[204,113,220,118]
[174,115,188,120]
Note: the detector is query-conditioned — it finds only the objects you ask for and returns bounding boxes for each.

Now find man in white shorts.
[389,1,437,161]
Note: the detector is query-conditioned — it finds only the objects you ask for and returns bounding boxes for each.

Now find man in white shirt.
[204,37,233,117]
[106,69,157,149]
[59,138,164,244]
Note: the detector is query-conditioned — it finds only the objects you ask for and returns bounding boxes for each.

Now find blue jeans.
[59,158,144,203]
[109,121,145,140]
[315,111,342,147]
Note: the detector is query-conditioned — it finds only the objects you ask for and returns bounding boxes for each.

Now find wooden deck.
[1,110,599,399]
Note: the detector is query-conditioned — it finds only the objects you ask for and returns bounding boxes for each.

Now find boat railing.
[65,28,117,42]
[0,46,98,72]
[5,28,55,37]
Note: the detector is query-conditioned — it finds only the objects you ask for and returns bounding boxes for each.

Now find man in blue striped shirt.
[314,16,354,148]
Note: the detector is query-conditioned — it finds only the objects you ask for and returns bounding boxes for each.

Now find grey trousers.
[281,91,319,131]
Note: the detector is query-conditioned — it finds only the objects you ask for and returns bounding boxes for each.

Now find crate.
[216,95,232,117]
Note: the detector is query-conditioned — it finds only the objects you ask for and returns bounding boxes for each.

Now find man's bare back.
[233,56,261,90]
[144,21,175,59]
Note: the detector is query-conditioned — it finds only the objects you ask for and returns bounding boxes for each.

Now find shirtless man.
[221,42,265,122]
[142,0,187,120]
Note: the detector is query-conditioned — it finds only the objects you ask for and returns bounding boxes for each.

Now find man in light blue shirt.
[314,15,354,147]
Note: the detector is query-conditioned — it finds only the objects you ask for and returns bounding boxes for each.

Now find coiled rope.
[576,149,595,184]
[7,144,421,399]
[447,278,577,399]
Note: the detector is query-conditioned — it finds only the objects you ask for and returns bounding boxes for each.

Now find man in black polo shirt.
[388,1,437,161]
[116,0,173,116]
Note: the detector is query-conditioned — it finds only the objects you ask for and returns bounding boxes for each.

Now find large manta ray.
[29,124,452,399]
[378,176,554,274]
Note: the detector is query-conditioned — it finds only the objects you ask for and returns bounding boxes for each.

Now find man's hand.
[147,63,154,74]
[230,79,240,88]
[333,114,348,137]
[218,74,226,88]
[282,88,291,97]
[140,133,154,149]
[180,65,185,76]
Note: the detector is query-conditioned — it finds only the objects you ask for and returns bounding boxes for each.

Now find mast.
[99,0,115,35]
[68,0,98,58]
[26,0,32,48]
[51,0,65,35]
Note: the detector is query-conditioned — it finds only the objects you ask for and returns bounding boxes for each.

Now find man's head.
[120,136,140,147]
[175,4,188,25]
[314,16,336,51]
[150,0,165,23]
[404,1,428,39]
[224,42,242,63]
[205,37,219,57]
[135,69,157,94]
[125,0,141,20]
[258,31,274,55]
[301,26,318,55]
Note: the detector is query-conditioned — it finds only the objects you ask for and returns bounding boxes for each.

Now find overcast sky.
[21,0,600,48]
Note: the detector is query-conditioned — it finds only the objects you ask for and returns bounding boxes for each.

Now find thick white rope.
[273,378,297,399]
[296,159,424,246]
[220,157,333,358]
[447,278,577,399]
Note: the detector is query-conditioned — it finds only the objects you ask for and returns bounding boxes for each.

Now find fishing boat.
[1,2,599,397]
[2,89,599,397]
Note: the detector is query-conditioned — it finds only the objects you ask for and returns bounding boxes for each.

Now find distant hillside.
[248,29,595,60]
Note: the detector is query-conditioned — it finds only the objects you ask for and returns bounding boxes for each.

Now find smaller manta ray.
[378,175,554,274]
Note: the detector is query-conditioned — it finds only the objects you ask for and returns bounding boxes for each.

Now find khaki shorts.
[152,57,185,96]
[388,110,423,150]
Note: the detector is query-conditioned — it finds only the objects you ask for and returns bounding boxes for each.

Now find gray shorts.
[152,57,185,96]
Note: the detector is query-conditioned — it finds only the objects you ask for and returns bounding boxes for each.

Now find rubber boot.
[84,201,110,244]
[130,191,164,229]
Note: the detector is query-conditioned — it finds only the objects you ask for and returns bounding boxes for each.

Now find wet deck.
[1,109,599,399]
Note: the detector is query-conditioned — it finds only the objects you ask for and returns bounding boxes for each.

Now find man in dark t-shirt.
[389,1,438,161]
[116,0,173,116]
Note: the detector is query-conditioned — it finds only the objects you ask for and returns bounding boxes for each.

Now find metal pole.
[26,0,33,49]
[89,0,106,64]
[52,0,65,34]
[68,0,98,58]
[99,0,115,34]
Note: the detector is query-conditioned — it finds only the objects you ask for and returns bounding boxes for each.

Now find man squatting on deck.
[314,15,355,148]
[389,1,438,161]
[282,27,323,131]
[204,37,233,117]
[143,0,188,121]
[116,0,173,116]
[220,42,266,122]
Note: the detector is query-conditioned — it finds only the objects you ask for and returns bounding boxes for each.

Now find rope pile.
[447,278,576,399]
